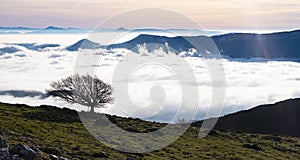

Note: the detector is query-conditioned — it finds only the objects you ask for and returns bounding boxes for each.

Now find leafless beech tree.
[47,74,113,112]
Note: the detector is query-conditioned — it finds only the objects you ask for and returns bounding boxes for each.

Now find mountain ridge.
[103,29,300,58]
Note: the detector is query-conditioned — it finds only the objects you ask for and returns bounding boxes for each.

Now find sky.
[1,0,300,31]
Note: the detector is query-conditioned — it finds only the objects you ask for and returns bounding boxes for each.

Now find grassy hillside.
[0,102,299,159]
[193,98,300,137]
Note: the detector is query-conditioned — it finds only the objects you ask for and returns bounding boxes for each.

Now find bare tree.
[47,74,113,112]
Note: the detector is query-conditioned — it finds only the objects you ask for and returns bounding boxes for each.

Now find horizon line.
[0,25,299,33]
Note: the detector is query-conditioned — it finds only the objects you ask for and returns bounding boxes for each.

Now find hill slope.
[193,98,300,137]
[0,102,299,159]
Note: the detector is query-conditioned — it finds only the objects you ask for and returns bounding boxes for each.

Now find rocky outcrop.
[0,135,70,160]
[49,154,58,160]
[0,136,12,160]
[0,136,38,160]
[49,154,69,160]
[10,144,38,160]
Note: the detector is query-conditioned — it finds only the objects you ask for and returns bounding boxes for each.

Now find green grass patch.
[0,102,299,159]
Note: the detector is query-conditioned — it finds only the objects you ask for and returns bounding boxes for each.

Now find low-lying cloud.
[0,43,300,122]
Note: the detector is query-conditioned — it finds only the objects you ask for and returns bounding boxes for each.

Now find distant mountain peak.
[44,26,65,30]
[77,38,98,44]
[116,27,128,31]
[66,39,100,51]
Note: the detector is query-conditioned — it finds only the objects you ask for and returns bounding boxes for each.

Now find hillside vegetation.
[0,102,299,159]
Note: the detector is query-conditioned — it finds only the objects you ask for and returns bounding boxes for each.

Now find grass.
[0,102,299,159]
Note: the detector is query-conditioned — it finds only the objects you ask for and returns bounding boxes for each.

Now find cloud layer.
[0,40,300,122]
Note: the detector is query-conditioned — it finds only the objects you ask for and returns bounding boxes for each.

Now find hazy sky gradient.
[1,0,300,30]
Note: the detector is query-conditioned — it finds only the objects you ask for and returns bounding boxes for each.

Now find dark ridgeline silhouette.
[192,98,300,137]
[104,30,300,59]
[47,74,113,112]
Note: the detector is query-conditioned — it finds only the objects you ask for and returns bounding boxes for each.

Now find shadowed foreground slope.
[193,98,300,137]
[0,102,299,159]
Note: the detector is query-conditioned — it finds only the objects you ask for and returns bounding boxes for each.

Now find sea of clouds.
[0,35,300,122]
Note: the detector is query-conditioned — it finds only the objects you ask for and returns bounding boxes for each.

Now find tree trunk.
[90,106,95,113]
